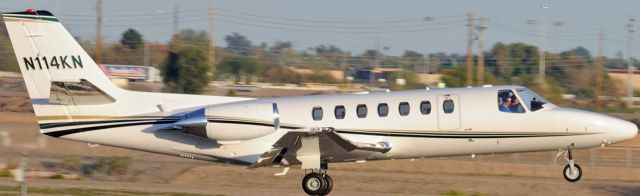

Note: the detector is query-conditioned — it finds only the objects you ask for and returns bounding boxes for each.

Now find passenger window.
[398,102,410,116]
[312,107,323,121]
[497,89,525,113]
[334,105,346,119]
[443,100,454,114]
[420,101,431,115]
[377,103,389,117]
[356,104,368,118]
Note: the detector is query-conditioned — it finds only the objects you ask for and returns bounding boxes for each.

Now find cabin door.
[437,94,461,130]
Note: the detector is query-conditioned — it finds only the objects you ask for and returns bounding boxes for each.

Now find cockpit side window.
[497,90,525,113]
[516,88,549,112]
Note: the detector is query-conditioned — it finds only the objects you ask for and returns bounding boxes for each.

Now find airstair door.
[437,94,461,130]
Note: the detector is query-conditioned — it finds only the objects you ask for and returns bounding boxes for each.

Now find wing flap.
[251,127,391,168]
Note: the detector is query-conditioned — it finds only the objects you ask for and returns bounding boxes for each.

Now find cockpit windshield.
[516,88,550,112]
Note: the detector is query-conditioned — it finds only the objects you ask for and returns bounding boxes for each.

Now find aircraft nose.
[611,119,638,143]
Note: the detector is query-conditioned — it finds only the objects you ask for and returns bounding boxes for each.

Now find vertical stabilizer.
[2,10,121,118]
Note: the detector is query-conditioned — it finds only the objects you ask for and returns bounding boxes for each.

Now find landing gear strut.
[561,143,582,182]
[301,169,333,195]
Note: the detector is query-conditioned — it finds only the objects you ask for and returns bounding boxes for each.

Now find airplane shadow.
[590,184,640,196]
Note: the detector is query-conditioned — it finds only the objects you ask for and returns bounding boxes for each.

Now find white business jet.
[3,10,637,195]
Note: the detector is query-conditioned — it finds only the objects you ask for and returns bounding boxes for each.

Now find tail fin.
[2,10,121,116]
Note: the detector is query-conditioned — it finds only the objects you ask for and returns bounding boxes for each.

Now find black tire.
[302,172,328,195]
[319,174,333,195]
[563,164,582,182]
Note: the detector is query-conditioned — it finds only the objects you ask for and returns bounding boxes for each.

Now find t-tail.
[2,10,124,132]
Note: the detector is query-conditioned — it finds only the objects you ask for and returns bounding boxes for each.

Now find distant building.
[608,68,640,91]
[100,64,162,82]
[347,67,441,85]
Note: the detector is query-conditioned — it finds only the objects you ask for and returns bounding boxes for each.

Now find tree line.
[0,24,636,108]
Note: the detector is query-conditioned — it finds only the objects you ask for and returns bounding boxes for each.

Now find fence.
[443,147,639,169]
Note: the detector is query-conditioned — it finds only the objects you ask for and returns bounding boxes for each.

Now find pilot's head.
[510,95,519,104]
[501,95,512,105]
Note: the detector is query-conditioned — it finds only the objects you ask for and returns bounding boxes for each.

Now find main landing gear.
[558,143,582,182]
[301,168,333,195]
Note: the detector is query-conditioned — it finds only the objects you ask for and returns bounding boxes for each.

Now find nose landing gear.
[557,143,582,182]
[302,169,333,195]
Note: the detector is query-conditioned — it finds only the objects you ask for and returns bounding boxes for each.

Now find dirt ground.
[1,160,639,196]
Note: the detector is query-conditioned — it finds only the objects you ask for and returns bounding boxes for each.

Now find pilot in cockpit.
[509,95,525,113]
[498,93,512,112]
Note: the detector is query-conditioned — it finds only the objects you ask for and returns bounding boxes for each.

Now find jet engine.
[173,102,280,141]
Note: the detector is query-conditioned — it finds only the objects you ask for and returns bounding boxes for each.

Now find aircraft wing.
[251,127,391,169]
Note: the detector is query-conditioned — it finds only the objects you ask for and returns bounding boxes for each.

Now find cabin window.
[377,103,389,117]
[497,89,525,113]
[312,107,323,121]
[356,104,368,118]
[420,101,431,115]
[398,102,410,116]
[443,100,454,114]
[334,105,346,119]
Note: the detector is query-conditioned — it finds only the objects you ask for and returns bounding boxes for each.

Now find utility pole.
[172,3,180,52]
[209,5,216,76]
[466,12,474,86]
[476,17,486,85]
[370,38,381,87]
[595,31,604,111]
[143,42,150,67]
[95,0,102,66]
[628,17,635,107]
[539,5,550,85]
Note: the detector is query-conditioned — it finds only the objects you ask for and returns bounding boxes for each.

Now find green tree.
[225,32,252,56]
[161,29,210,94]
[402,50,424,72]
[217,55,260,84]
[441,65,500,88]
[386,70,424,90]
[0,23,18,72]
[120,28,143,50]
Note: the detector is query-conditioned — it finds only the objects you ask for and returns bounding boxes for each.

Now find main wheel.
[319,174,333,195]
[302,172,328,195]
[563,163,582,182]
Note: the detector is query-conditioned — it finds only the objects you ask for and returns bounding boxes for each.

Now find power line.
[216,7,464,24]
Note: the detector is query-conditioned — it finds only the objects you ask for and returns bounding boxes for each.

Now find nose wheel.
[563,163,582,182]
[302,170,333,195]
[558,143,582,182]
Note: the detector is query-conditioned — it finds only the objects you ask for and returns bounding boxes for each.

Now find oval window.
[398,102,410,116]
[312,107,323,121]
[443,100,454,114]
[378,103,389,117]
[420,101,431,115]
[334,105,346,119]
[356,104,368,118]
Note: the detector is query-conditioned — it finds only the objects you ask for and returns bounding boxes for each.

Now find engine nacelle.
[174,102,280,141]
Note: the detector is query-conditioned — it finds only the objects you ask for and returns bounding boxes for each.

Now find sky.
[0,0,638,57]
